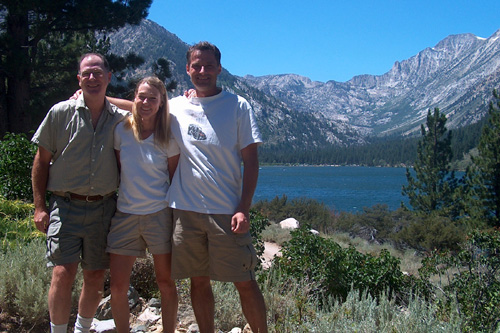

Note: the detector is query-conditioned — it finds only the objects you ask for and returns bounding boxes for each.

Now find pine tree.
[0,0,152,134]
[152,57,178,92]
[464,90,500,228]
[402,108,459,217]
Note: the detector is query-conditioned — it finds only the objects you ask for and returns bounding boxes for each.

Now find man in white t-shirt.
[166,41,268,332]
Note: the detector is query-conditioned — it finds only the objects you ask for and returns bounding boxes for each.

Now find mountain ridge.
[242,28,500,137]
[108,20,500,149]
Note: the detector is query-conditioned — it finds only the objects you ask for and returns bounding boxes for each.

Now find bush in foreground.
[270,224,429,305]
[0,240,50,328]
[210,271,461,332]
[420,229,500,332]
[0,196,43,252]
[0,241,63,330]
[0,133,37,202]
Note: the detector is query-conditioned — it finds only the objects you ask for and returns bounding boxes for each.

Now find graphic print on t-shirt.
[188,124,207,140]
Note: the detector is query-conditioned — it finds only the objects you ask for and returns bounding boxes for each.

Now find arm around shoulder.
[107,96,133,111]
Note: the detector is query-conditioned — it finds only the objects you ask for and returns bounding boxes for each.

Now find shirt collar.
[76,93,116,115]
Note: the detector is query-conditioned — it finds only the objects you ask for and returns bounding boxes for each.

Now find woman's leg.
[109,253,136,333]
[153,253,178,333]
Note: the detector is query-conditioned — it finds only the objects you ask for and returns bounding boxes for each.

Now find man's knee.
[234,280,258,291]
[234,280,264,299]
[51,264,79,289]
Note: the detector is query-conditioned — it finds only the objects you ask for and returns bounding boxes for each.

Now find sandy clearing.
[261,241,282,269]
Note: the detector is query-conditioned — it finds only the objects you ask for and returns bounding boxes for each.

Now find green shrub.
[321,289,461,333]
[257,268,461,332]
[334,205,467,252]
[333,206,417,247]
[0,133,37,202]
[396,213,465,252]
[0,196,34,219]
[0,240,84,331]
[1,197,42,252]
[419,229,500,332]
[271,225,427,305]
[0,240,51,329]
[261,268,323,331]
[334,204,395,237]
[212,281,247,331]
[249,209,270,271]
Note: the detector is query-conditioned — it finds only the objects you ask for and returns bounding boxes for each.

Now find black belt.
[53,191,114,202]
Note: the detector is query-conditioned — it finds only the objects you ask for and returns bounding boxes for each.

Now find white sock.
[74,314,93,333]
[50,322,68,333]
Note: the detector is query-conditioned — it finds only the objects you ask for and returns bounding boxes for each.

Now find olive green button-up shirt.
[32,94,129,196]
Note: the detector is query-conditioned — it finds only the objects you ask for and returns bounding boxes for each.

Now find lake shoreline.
[254,166,409,213]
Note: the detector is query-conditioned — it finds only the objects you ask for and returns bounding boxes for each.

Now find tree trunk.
[6,73,31,133]
[5,9,32,134]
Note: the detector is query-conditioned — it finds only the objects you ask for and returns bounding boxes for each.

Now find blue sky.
[147,1,500,83]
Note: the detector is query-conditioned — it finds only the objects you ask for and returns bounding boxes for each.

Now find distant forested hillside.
[260,118,485,166]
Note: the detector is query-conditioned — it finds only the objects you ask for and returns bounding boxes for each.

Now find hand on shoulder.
[70,89,82,100]
[184,89,196,98]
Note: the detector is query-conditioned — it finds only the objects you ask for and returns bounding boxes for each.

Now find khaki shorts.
[46,194,116,270]
[171,209,257,282]
[107,207,173,257]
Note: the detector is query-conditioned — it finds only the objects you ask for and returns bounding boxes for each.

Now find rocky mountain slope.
[108,20,365,149]
[108,20,500,147]
[244,29,500,137]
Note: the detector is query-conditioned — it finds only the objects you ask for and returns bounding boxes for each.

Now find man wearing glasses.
[31,53,129,333]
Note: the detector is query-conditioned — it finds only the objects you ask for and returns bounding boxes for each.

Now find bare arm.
[32,146,53,233]
[107,96,133,111]
[231,143,259,233]
[167,154,180,183]
[70,90,133,112]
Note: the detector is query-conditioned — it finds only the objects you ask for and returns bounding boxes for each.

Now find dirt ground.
[262,242,281,269]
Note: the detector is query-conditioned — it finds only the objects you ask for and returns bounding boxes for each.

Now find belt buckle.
[85,195,96,202]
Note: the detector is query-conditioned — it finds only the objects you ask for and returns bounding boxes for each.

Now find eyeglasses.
[80,70,105,78]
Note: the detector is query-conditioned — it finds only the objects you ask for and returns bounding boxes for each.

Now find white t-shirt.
[114,121,180,215]
[166,90,262,214]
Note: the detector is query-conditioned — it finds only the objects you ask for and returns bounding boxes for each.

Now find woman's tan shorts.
[107,207,173,257]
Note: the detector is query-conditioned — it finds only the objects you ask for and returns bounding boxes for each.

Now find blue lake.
[254,166,409,213]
